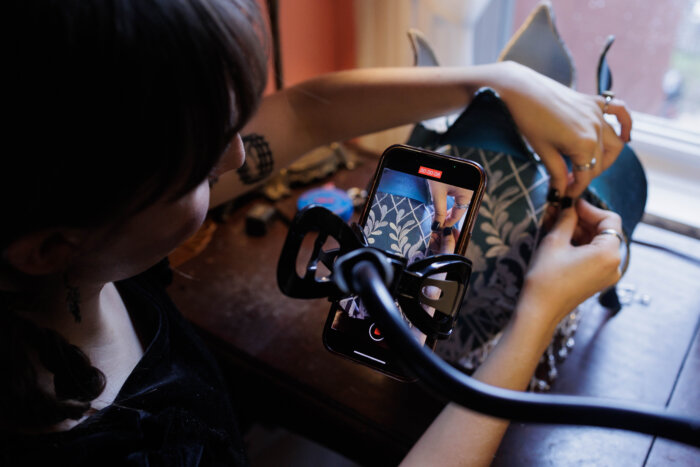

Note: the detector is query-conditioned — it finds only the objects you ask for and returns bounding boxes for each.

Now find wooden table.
[169,152,700,466]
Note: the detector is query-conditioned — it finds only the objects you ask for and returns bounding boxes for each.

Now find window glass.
[512,0,700,132]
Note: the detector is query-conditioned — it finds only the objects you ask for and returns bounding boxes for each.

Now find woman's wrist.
[508,284,563,357]
[470,290,559,393]
[469,61,527,96]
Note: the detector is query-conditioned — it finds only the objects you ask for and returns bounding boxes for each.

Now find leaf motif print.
[364,199,389,245]
[386,202,422,257]
[365,192,432,263]
[495,210,508,230]
[433,147,578,391]
[499,185,520,203]
[466,242,487,274]
[509,216,532,244]
[481,222,499,236]
[402,219,416,230]
[485,244,510,258]
[395,208,406,224]
[485,236,503,245]
[502,221,514,239]
[406,240,424,263]
[392,221,412,256]
[489,170,503,188]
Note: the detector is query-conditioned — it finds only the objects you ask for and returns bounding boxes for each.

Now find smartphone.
[322,144,486,380]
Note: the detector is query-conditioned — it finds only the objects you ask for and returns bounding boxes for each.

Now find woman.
[1,0,629,465]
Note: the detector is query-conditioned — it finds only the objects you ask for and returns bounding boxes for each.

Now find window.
[509,0,700,231]
[354,0,700,232]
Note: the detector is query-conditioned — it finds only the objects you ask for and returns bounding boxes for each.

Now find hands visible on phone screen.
[427,180,472,229]
[428,222,458,256]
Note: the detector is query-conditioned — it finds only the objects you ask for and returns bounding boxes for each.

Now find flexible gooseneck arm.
[340,249,700,448]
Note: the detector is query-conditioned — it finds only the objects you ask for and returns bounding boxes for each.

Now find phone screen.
[323,145,485,380]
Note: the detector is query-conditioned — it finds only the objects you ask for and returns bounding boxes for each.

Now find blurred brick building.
[513,0,699,122]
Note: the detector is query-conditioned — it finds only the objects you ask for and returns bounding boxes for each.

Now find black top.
[2,260,248,466]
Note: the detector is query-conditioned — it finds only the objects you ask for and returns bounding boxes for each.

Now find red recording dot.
[369,323,384,342]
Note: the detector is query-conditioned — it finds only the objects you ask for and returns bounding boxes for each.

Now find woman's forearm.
[400,296,557,467]
[401,200,623,466]
[212,64,507,206]
[277,65,498,147]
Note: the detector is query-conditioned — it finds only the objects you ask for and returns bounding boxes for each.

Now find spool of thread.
[297,186,354,222]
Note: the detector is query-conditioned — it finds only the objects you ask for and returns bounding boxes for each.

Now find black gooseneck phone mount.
[276,205,700,448]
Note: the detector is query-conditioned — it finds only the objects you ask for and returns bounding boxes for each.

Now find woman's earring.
[64,275,81,323]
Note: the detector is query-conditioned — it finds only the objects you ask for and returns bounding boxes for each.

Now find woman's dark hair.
[5,0,268,243]
[2,0,268,429]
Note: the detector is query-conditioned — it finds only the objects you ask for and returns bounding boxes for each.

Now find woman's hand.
[402,200,623,467]
[428,221,458,256]
[518,199,623,332]
[493,61,632,199]
[427,180,473,229]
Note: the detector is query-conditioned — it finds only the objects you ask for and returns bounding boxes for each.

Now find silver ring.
[599,228,624,245]
[599,227,630,275]
[573,157,597,171]
[453,202,469,209]
[602,90,615,114]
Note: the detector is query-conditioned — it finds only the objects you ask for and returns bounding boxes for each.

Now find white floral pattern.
[433,146,581,392]
[341,193,434,321]
[363,191,433,265]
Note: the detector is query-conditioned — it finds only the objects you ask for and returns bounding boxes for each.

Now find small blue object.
[297,187,354,222]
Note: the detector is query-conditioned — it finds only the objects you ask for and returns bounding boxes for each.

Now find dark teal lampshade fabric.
[405,88,647,388]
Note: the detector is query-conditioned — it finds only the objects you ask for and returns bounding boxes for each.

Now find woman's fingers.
[567,135,603,198]
[432,197,447,230]
[543,202,578,246]
[599,96,632,143]
[599,120,625,172]
[534,143,570,199]
[428,181,448,229]
[444,208,465,228]
[429,180,474,229]
[444,192,472,227]
[563,115,627,198]
[566,96,630,196]
[573,199,624,260]
[576,198,622,230]
[497,63,632,200]
[439,227,457,254]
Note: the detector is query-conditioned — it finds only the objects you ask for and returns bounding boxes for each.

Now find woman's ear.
[3,230,85,276]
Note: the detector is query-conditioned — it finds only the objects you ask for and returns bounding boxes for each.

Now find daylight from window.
[513,0,700,132]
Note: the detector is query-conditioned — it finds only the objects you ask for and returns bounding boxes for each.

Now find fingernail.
[547,187,561,204]
[561,197,573,209]
[443,226,453,236]
[431,221,441,232]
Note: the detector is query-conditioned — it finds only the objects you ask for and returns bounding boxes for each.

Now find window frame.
[629,112,700,236]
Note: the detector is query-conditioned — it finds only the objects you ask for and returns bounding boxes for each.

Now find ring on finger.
[573,157,597,171]
[599,227,630,275]
[602,90,615,114]
[453,202,469,209]
[598,228,624,244]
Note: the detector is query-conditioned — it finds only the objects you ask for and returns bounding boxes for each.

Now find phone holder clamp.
[277,205,472,340]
